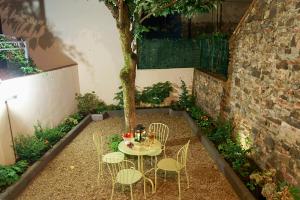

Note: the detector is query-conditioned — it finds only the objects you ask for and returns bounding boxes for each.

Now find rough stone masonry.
[193,0,300,186]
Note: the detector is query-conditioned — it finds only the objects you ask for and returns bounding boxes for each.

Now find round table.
[118,139,162,196]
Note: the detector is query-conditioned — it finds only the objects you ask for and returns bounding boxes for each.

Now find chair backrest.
[176,140,190,167]
[106,160,136,183]
[148,123,169,146]
[93,132,104,158]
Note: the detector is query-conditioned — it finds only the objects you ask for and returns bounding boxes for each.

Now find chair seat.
[102,152,124,163]
[157,158,183,172]
[117,169,142,185]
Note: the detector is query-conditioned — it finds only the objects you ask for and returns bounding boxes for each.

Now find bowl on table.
[122,132,134,144]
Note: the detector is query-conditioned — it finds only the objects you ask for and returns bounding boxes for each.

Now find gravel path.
[18,113,238,200]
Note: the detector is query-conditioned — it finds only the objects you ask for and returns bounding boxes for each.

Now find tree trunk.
[118,10,137,132]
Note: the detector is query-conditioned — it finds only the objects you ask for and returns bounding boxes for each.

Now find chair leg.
[110,183,115,200]
[154,156,158,192]
[130,184,134,200]
[164,170,167,182]
[177,171,181,200]
[185,167,190,188]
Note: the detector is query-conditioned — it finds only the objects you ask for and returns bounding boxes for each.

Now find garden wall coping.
[0,115,92,200]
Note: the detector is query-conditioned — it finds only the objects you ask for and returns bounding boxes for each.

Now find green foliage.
[75,92,105,115]
[108,134,122,152]
[289,186,300,200]
[0,160,28,191]
[114,82,172,107]
[15,135,47,164]
[114,86,142,108]
[34,123,65,147]
[177,80,195,110]
[141,81,172,106]
[218,139,251,177]
[187,106,205,121]
[0,35,40,75]
[208,120,232,145]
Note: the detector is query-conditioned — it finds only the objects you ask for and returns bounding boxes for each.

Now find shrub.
[34,124,64,147]
[187,105,205,121]
[15,135,47,164]
[75,92,104,115]
[108,134,122,152]
[57,116,79,133]
[178,80,195,110]
[114,86,142,108]
[0,160,28,191]
[218,139,251,177]
[208,120,232,145]
[141,81,172,106]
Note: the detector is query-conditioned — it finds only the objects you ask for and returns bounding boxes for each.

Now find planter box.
[182,113,256,200]
[0,115,92,200]
[168,108,184,117]
[91,112,109,121]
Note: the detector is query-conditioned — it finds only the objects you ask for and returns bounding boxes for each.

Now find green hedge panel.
[138,38,229,77]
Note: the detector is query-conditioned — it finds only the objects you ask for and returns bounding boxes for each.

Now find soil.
[18,113,239,200]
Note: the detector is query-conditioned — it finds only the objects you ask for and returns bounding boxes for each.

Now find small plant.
[15,135,47,164]
[34,124,64,147]
[59,115,80,133]
[208,120,232,145]
[141,81,172,106]
[218,139,251,177]
[250,170,300,200]
[178,80,195,110]
[114,86,142,108]
[107,134,122,152]
[75,92,104,115]
[0,160,28,192]
[187,105,205,121]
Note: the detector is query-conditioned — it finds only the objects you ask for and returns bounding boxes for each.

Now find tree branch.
[139,0,177,23]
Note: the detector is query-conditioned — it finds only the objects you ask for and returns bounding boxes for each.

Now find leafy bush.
[34,124,64,147]
[15,135,47,164]
[75,92,104,115]
[108,134,123,152]
[208,120,232,145]
[141,81,172,106]
[0,160,28,191]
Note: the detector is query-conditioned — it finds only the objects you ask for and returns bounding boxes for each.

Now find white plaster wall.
[44,0,194,104]
[0,65,79,165]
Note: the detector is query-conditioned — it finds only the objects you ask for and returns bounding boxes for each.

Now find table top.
[118,139,162,156]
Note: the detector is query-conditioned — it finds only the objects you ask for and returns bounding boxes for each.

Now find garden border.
[181,111,256,200]
[0,115,92,200]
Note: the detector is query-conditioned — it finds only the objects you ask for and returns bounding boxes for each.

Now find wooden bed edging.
[182,112,256,200]
[0,115,92,200]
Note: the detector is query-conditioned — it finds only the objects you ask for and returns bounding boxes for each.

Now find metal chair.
[93,133,124,184]
[155,140,190,200]
[106,160,143,200]
[148,123,169,158]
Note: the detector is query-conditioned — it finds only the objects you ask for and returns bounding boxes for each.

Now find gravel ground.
[18,113,239,200]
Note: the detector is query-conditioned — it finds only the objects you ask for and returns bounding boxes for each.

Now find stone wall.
[193,0,300,186]
[193,70,225,119]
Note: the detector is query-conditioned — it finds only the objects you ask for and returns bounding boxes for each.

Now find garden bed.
[0,115,92,200]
